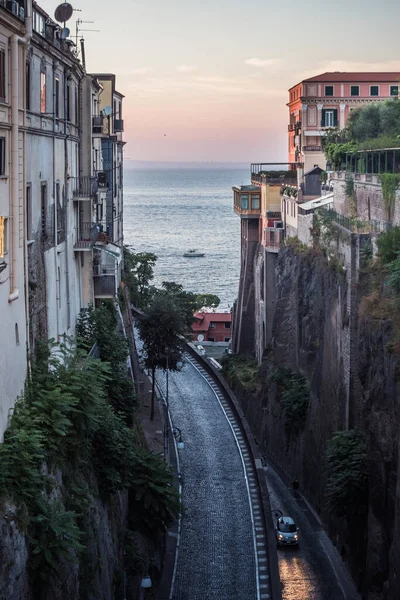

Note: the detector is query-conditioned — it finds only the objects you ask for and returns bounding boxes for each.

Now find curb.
[185,343,283,600]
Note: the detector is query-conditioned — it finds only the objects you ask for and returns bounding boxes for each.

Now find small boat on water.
[183,249,205,258]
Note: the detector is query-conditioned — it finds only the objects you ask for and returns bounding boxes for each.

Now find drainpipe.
[53,60,60,337]
[9,0,33,303]
[64,67,71,329]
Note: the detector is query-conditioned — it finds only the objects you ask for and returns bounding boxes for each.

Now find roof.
[289,71,400,91]
[304,166,324,176]
[232,185,259,192]
[192,312,232,332]
[305,72,400,83]
[299,193,333,212]
[279,517,295,524]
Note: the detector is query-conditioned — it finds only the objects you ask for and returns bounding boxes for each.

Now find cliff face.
[233,245,400,599]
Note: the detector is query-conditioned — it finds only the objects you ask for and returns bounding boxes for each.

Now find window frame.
[240,194,249,209]
[40,71,46,114]
[350,85,359,97]
[55,76,60,118]
[209,322,216,328]
[0,137,5,176]
[370,85,379,97]
[251,194,260,209]
[325,85,334,96]
[0,47,6,103]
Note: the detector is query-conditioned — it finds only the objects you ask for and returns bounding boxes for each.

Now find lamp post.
[133,556,152,600]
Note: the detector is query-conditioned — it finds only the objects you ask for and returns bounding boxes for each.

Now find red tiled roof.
[303,72,400,83]
[192,312,232,332]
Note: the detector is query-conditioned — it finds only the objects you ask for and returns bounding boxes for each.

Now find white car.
[275,516,299,547]
[196,345,206,355]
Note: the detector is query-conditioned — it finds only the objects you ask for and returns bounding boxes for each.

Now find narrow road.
[157,359,261,600]
[265,462,357,600]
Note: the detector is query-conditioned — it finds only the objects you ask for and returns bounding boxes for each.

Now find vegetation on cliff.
[0,302,179,596]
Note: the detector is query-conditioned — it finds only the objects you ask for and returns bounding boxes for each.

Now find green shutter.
[321,109,326,127]
[333,109,338,127]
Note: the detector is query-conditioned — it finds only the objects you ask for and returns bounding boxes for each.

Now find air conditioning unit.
[274,221,283,229]
[7,0,19,16]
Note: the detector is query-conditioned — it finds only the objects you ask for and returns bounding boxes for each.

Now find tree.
[137,295,186,420]
[123,246,157,308]
[194,293,220,310]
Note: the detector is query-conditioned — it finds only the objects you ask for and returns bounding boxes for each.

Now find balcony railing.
[317,207,392,234]
[92,116,103,133]
[93,267,116,298]
[74,222,98,250]
[113,119,124,133]
[303,146,322,152]
[251,163,300,185]
[71,176,98,199]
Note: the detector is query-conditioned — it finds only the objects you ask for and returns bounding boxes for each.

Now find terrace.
[250,162,300,185]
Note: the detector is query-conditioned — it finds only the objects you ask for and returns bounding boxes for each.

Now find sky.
[39,0,400,162]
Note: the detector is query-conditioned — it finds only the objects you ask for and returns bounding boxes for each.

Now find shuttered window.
[321,109,338,127]
[0,49,5,103]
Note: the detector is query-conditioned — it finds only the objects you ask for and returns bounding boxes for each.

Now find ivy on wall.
[380,173,400,220]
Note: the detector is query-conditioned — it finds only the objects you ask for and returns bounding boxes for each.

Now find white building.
[0,0,30,439]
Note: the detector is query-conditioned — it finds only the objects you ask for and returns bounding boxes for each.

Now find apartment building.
[0,0,29,439]
[288,72,400,172]
[0,0,125,438]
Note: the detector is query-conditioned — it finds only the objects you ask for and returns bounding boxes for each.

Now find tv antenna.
[75,18,100,49]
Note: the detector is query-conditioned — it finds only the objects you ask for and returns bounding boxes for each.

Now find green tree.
[137,295,186,420]
[194,293,221,310]
[123,247,157,308]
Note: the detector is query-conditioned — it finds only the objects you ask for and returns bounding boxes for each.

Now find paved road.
[265,463,356,600]
[157,360,259,600]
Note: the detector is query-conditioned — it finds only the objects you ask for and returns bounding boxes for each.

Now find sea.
[123,166,250,309]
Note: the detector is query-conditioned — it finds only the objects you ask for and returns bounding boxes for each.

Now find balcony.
[97,171,108,188]
[71,176,98,200]
[93,266,116,298]
[264,227,284,253]
[74,222,98,251]
[92,116,103,134]
[113,119,124,133]
[250,163,300,185]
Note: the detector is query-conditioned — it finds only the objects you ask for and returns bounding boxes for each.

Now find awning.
[299,193,333,212]
[94,242,121,261]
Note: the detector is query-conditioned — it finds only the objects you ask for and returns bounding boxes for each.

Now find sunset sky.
[40,0,400,162]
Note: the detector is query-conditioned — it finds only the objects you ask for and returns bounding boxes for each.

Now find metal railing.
[317,207,392,234]
[71,176,98,198]
[93,273,116,297]
[264,227,284,251]
[74,222,98,249]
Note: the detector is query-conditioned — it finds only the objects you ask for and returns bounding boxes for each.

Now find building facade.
[0,0,125,439]
[0,0,29,439]
[288,72,400,172]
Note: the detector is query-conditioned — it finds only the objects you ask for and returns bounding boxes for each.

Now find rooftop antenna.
[75,18,100,50]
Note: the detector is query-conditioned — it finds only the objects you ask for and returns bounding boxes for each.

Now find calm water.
[123,168,249,308]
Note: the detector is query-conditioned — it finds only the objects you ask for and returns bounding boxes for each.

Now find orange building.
[288,72,400,172]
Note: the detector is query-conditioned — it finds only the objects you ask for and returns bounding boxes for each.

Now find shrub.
[270,367,310,434]
[376,227,400,264]
[325,429,368,518]
[380,173,400,219]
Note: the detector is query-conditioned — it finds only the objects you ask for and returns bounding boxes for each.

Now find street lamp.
[133,556,152,600]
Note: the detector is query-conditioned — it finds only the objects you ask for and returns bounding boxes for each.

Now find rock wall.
[232,244,400,599]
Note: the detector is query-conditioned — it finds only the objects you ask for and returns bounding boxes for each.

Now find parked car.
[196,345,206,355]
[275,516,299,547]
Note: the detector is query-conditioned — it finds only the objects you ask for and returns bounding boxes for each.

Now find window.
[240,194,248,209]
[55,76,60,117]
[26,62,31,110]
[67,84,71,120]
[41,183,47,236]
[57,267,61,309]
[75,87,78,124]
[325,85,334,96]
[0,216,7,259]
[322,109,337,127]
[56,182,62,242]
[0,49,5,103]
[350,86,359,96]
[40,71,46,113]
[224,322,231,329]
[370,85,379,96]
[26,185,32,240]
[0,137,5,175]
[113,100,116,118]
[390,86,399,96]
[209,322,216,328]
[208,337,215,342]
[224,337,231,343]
[33,11,45,36]
[251,195,260,209]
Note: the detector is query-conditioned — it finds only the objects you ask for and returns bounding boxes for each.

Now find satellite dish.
[197,334,204,342]
[102,106,112,117]
[60,27,70,39]
[54,2,73,23]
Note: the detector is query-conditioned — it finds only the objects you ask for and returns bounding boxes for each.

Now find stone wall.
[230,241,400,599]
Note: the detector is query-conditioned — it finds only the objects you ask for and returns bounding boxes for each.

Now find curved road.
[158,359,260,600]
